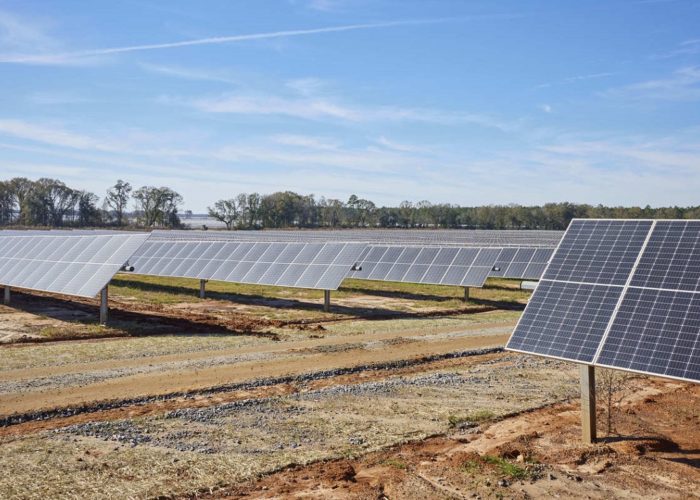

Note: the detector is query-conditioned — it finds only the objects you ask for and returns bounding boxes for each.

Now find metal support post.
[3,286,10,305]
[580,365,597,444]
[463,287,470,301]
[199,279,207,299]
[323,290,331,312]
[99,286,109,326]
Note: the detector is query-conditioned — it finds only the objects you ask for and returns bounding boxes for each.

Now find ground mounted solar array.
[152,229,564,248]
[0,230,150,298]
[129,239,366,290]
[349,245,503,287]
[0,227,561,305]
[150,230,561,284]
[507,219,700,383]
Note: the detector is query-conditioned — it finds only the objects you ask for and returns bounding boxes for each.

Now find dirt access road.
[0,315,515,417]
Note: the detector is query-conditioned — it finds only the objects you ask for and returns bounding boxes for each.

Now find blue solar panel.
[507,219,700,384]
[544,219,652,286]
[508,280,622,362]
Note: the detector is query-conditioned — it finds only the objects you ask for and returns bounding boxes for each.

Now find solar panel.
[130,239,366,290]
[491,248,554,279]
[0,231,150,298]
[152,229,563,248]
[507,219,700,384]
[349,245,503,287]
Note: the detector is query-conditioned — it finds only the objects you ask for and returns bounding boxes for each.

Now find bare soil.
[205,379,700,499]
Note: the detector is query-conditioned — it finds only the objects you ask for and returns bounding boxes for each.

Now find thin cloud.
[654,38,700,59]
[535,72,615,89]
[139,63,239,85]
[184,92,518,130]
[603,66,700,101]
[0,19,454,65]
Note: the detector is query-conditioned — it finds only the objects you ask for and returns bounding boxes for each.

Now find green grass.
[380,458,408,470]
[482,455,530,480]
[448,409,497,428]
[110,273,530,314]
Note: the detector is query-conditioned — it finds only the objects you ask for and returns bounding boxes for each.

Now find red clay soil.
[197,379,700,499]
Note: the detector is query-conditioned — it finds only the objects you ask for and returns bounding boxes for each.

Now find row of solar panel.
[507,219,700,384]
[350,246,502,286]
[130,241,366,290]
[0,230,555,299]
[152,229,564,248]
[0,233,150,297]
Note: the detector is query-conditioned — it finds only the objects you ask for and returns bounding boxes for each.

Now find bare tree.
[597,368,634,437]
[208,199,239,230]
[105,180,132,226]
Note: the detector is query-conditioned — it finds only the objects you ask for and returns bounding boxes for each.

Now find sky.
[0,0,699,211]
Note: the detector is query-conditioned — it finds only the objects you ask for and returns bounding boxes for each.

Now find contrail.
[0,19,452,64]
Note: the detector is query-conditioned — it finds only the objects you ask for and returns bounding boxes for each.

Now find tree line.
[206,191,700,230]
[0,177,183,228]
[1,176,698,230]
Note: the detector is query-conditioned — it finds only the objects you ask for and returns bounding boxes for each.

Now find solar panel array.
[129,239,366,290]
[151,230,561,282]
[350,245,503,287]
[152,229,564,248]
[507,219,700,383]
[0,230,150,298]
[489,248,554,279]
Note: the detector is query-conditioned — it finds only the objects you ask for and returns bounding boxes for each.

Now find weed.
[381,458,408,470]
[461,459,482,474]
[448,409,496,428]
[483,455,529,480]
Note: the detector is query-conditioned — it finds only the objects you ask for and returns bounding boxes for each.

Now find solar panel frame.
[507,218,700,384]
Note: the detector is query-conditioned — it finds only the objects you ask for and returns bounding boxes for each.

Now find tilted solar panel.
[0,231,150,298]
[152,229,563,248]
[490,247,554,279]
[349,245,503,287]
[130,239,366,290]
[507,219,700,383]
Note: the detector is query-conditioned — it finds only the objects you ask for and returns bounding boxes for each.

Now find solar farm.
[0,225,698,498]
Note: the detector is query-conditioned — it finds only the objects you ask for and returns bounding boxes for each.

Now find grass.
[448,409,496,428]
[380,457,408,470]
[482,455,530,480]
[460,455,534,481]
[109,273,530,316]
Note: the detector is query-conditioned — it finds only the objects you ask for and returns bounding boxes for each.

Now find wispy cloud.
[374,136,429,153]
[535,72,615,89]
[303,0,348,12]
[271,134,340,150]
[139,63,239,85]
[603,66,700,101]
[26,91,93,105]
[0,10,57,53]
[654,38,700,59]
[539,104,552,113]
[0,19,453,65]
[0,119,114,151]
[182,91,517,130]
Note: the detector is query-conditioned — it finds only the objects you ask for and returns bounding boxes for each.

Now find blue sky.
[0,0,699,211]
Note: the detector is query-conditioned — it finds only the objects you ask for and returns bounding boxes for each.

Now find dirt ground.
[0,278,697,499]
[206,379,700,499]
